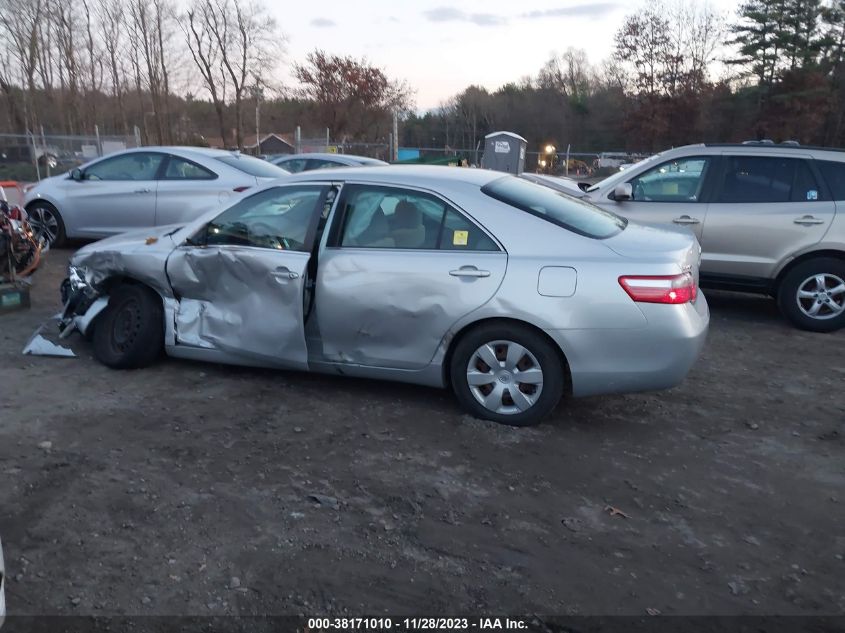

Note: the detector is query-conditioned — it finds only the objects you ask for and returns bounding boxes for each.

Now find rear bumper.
[546,293,709,397]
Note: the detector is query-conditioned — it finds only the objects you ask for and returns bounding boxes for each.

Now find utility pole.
[392,111,399,162]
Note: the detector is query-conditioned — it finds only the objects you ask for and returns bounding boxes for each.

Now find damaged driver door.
[165,184,330,369]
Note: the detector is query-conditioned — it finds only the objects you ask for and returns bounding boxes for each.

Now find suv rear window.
[214,155,290,178]
[817,160,845,200]
[482,176,626,239]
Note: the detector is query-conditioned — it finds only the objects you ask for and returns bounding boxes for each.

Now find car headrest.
[394,200,422,228]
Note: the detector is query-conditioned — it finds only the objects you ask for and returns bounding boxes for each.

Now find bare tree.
[181,0,230,146]
[97,0,129,134]
[0,0,44,129]
[201,0,281,148]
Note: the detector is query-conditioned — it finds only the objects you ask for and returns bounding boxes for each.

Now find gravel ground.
[0,247,843,617]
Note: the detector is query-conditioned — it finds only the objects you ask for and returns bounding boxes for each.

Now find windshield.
[586,152,664,192]
[214,154,290,178]
[482,176,627,239]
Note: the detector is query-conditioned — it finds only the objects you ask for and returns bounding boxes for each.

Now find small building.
[242,133,295,156]
[481,131,527,175]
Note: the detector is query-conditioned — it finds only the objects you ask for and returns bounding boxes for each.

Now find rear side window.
[164,156,216,180]
[338,185,499,251]
[214,154,289,178]
[716,156,822,203]
[816,160,845,200]
[482,176,626,239]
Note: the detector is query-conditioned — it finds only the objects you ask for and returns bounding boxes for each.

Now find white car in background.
[23,147,290,247]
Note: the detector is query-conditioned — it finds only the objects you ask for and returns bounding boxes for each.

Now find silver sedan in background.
[23,147,290,246]
[59,166,708,425]
[270,152,388,173]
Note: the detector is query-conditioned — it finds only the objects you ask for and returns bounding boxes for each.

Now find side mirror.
[613,183,632,201]
[70,168,83,181]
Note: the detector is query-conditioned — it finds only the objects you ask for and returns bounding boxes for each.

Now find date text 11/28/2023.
[307,617,528,630]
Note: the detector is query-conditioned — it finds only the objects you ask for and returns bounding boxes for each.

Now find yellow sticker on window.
[453,230,468,246]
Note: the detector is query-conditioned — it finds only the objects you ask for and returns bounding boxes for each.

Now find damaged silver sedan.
[60,166,709,425]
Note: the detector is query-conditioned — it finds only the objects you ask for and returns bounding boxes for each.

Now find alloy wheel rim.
[28,206,59,244]
[466,339,544,415]
[796,273,845,320]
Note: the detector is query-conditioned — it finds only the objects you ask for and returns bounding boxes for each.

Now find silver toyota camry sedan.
[59,166,709,425]
[23,147,290,247]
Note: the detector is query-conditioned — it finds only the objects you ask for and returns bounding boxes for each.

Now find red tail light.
[619,272,697,304]
[233,186,251,193]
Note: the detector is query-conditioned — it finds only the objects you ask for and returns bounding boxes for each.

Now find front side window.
[629,157,710,202]
[339,185,498,251]
[204,185,326,251]
[85,152,164,181]
[716,156,821,203]
[164,156,216,180]
[482,176,626,239]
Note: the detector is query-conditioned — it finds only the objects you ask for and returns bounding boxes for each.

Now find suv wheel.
[777,258,845,332]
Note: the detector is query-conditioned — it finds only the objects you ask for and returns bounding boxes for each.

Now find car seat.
[352,206,395,247]
[391,200,426,248]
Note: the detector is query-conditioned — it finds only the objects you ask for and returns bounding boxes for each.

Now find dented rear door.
[165,184,329,369]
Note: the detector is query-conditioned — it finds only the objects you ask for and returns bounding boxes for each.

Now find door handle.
[793,215,825,226]
[449,266,490,278]
[672,215,700,225]
[133,188,151,194]
[272,267,299,280]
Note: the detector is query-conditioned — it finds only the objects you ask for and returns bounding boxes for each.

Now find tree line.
[405,0,845,154]
[0,0,412,148]
[1,0,844,155]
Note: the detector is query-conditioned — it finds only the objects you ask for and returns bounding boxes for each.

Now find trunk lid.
[604,220,701,277]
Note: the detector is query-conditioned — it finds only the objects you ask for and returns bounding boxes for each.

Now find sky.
[272,0,740,111]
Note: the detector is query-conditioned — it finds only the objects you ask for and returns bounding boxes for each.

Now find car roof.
[282,164,507,188]
[110,146,245,159]
[277,153,382,162]
[658,142,845,161]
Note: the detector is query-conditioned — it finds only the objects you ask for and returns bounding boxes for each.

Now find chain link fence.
[0,131,140,182]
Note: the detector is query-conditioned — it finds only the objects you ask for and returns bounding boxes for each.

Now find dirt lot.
[0,246,843,617]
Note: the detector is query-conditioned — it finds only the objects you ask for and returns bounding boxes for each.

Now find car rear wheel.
[93,284,164,368]
[450,323,564,426]
[777,258,845,332]
[26,201,66,247]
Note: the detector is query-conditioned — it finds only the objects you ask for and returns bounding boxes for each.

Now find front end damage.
[57,226,181,339]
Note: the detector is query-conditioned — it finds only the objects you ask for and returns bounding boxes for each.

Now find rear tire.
[93,284,164,368]
[450,323,564,426]
[27,201,66,247]
[777,258,845,332]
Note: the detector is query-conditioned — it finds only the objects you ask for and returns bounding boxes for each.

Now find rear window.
[817,160,845,200]
[482,176,627,239]
[214,155,290,178]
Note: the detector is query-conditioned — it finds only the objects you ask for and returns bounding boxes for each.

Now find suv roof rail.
[741,139,775,145]
[780,140,800,146]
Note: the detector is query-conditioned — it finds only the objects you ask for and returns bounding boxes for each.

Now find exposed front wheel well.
[443,317,572,395]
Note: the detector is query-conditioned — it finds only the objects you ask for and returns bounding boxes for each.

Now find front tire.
[93,285,164,368]
[27,201,66,247]
[450,323,565,426]
[777,258,845,332]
